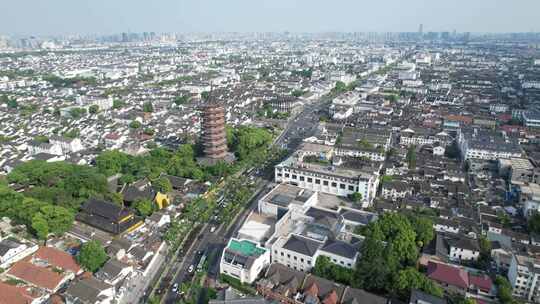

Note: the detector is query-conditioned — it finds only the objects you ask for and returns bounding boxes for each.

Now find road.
[161,180,270,304]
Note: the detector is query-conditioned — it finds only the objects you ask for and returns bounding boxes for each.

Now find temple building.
[76,198,143,235]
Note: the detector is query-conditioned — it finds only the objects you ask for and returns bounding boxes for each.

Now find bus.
[197,254,207,272]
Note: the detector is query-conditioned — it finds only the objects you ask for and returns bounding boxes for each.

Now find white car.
[188,265,194,273]
[210,226,216,233]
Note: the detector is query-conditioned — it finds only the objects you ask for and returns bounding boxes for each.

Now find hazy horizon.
[2,0,540,36]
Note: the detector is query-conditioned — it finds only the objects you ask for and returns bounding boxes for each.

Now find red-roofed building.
[32,246,82,275]
[427,261,469,290]
[469,274,493,294]
[427,262,495,297]
[0,281,47,304]
[445,115,473,125]
[7,261,71,292]
[322,290,338,304]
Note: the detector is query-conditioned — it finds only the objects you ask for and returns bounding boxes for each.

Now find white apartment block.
[49,136,84,154]
[274,156,379,207]
[508,254,540,302]
[459,129,522,161]
[523,111,540,128]
[28,142,63,156]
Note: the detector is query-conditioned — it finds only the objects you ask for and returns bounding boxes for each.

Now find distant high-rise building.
[418,24,424,35]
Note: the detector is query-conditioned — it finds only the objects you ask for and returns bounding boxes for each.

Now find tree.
[78,240,108,272]
[34,135,49,143]
[201,91,210,101]
[143,102,154,113]
[69,107,87,119]
[63,128,80,139]
[112,99,125,109]
[291,89,305,97]
[6,98,18,109]
[313,256,354,285]
[355,213,421,294]
[407,215,434,248]
[395,267,444,299]
[143,128,155,136]
[39,205,74,235]
[174,95,190,105]
[95,150,131,177]
[153,177,172,193]
[475,236,492,270]
[529,212,540,235]
[406,145,417,170]
[355,226,393,292]
[495,276,516,304]
[129,120,142,129]
[7,160,109,211]
[88,105,99,114]
[134,198,154,217]
[31,213,49,240]
[387,94,399,103]
[347,192,363,203]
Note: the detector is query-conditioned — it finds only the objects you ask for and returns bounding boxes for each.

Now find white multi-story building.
[49,136,84,154]
[490,103,509,113]
[381,181,413,200]
[459,128,522,161]
[314,240,359,269]
[523,111,540,128]
[508,254,540,302]
[271,234,322,272]
[274,155,380,207]
[522,81,540,89]
[220,238,270,284]
[400,128,449,147]
[28,141,63,156]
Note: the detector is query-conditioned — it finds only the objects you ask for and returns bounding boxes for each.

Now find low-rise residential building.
[220,238,271,284]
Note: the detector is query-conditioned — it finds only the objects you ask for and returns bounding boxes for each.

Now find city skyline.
[2,0,540,36]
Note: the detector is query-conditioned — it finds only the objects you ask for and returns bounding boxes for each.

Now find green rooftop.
[229,239,267,257]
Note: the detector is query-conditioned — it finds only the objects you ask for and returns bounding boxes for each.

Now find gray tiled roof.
[320,240,358,259]
[283,235,322,257]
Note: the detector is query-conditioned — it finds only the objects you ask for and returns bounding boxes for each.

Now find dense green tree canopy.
[313,256,355,286]
[0,184,74,239]
[78,240,108,273]
[133,198,154,217]
[395,268,444,299]
[354,213,432,298]
[153,176,172,193]
[143,102,154,113]
[406,146,417,170]
[88,105,99,114]
[7,160,109,210]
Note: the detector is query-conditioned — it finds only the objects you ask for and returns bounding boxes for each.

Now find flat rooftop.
[229,239,266,257]
[278,155,377,180]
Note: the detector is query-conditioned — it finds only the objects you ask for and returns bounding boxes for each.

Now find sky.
[2,0,540,36]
